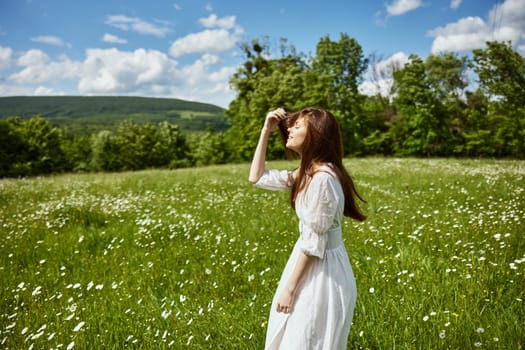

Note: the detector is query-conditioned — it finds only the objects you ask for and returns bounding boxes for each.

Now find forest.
[0,34,524,177]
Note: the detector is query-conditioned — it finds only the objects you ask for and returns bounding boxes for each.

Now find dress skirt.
[264,230,357,350]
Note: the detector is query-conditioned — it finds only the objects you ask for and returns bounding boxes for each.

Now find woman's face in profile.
[286,117,307,154]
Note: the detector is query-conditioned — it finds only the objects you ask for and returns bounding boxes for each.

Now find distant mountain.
[0,96,228,134]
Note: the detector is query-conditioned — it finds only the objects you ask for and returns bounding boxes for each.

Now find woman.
[249,107,366,349]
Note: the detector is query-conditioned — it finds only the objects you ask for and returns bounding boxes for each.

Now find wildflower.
[187,335,194,345]
[32,286,42,296]
[423,315,429,322]
[369,287,375,293]
[474,341,482,347]
[439,331,446,339]
[476,327,485,334]
[73,321,85,332]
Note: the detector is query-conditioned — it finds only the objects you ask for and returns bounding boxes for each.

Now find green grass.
[0,158,523,349]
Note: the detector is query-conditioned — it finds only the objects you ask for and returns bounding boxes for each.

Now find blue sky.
[0,0,523,107]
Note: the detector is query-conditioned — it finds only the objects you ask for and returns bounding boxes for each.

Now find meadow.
[0,158,523,349]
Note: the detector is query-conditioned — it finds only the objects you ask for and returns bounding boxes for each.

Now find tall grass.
[0,158,523,349]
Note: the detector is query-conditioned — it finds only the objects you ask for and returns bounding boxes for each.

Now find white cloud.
[103,33,127,44]
[199,14,237,29]
[79,48,178,93]
[0,46,12,71]
[488,0,525,42]
[169,14,243,57]
[386,0,423,16]
[429,17,489,53]
[31,35,71,48]
[10,50,81,83]
[77,48,235,107]
[169,14,243,58]
[429,0,525,53]
[16,49,49,66]
[169,29,239,57]
[105,15,170,37]
[34,86,64,96]
[1,12,244,107]
[0,84,34,96]
[450,0,462,9]
[375,52,409,77]
[2,45,237,107]
[360,52,409,96]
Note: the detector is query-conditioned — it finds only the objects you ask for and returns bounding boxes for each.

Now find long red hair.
[279,107,366,221]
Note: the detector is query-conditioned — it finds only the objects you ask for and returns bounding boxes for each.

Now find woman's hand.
[276,286,295,314]
[263,108,287,132]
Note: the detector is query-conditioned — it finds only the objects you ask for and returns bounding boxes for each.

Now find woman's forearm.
[248,127,271,183]
[248,108,286,184]
[285,252,316,293]
[276,252,317,313]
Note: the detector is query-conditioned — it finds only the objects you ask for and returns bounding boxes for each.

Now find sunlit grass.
[0,158,523,349]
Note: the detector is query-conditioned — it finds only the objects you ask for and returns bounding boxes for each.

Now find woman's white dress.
[254,166,357,350]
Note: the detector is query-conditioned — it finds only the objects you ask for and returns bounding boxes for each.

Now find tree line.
[1,35,524,177]
[225,36,524,161]
[0,117,226,177]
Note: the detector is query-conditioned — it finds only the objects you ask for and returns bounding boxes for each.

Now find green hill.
[0,96,228,134]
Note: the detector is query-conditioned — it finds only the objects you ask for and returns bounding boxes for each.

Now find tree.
[61,134,92,172]
[425,53,469,154]
[116,120,159,170]
[310,33,369,155]
[155,121,189,168]
[389,53,472,156]
[187,126,227,166]
[225,38,308,161]
[472,41,525,157]
[90,130,121,171]
[0,118,28,177]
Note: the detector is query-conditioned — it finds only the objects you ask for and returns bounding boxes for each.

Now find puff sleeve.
[298,172,342,258]
[254,169,292,191]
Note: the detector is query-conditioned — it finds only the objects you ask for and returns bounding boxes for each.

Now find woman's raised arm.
[248,108,286,183]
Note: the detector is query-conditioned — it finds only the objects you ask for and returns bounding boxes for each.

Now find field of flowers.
[0,158,523,349]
